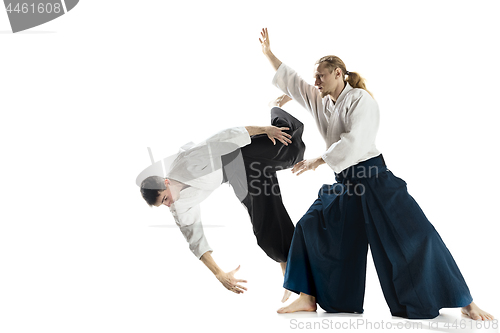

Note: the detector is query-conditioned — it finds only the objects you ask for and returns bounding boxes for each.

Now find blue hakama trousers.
[283,154,472,319]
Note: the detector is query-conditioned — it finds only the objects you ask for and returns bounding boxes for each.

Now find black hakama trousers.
[283,154,472,319]
[222,107,306,262]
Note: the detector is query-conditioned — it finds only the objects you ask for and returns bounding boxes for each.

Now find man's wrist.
[316,156,325,167]
[201,251,222,276]
[245,126,268,137]
[214,267,225,280]
[264,52,282,71]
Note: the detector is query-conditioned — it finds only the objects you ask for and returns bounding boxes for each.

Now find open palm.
[259,28,271,55]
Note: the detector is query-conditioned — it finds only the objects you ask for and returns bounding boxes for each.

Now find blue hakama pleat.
[283,155,472,319]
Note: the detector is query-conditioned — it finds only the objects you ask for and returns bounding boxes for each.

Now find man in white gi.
[259,28,494,320]
[140,125,293,295]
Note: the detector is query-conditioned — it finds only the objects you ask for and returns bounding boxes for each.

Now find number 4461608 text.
[5,3,62,14]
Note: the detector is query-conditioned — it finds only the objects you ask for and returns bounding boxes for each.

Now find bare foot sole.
[282,289,291,303]
[461,302,495,321]
[277,294,317,314]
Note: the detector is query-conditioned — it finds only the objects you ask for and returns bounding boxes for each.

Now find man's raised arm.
[258,28,324,120]
[259,28,282,71]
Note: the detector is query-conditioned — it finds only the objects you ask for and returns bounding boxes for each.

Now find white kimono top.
[167,127,251,259]
[272,63,381,173]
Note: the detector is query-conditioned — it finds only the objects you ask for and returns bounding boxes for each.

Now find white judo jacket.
[272,63,381,173]
[167,127,251,259]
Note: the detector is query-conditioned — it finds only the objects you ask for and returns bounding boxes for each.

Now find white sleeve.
[167,127,250,189]
[321,91,380,173]
[171,205,213,259]
[203,126,251,151]
[272,63,325,120]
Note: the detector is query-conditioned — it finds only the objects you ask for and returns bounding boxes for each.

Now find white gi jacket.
[272,63,381,173]
[167,127,251,259]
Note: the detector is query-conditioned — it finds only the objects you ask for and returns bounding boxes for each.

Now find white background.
[1,1,499,332]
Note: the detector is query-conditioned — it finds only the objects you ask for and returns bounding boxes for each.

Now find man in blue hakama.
[259,28,494,320]
[284,155,472,319]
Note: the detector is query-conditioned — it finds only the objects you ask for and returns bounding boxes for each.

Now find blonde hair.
[316,55,373,98]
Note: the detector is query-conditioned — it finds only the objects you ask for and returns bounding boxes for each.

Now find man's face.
[154,180,179,208]
[314,63,340,98]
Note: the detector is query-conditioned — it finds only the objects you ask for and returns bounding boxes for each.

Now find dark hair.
[316,55,374,98]
[140,176,167,207]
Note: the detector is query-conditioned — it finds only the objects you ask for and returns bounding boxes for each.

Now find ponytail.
[316,55,374,98]
[346,71,373,98]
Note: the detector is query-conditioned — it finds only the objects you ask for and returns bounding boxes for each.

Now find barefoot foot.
[461,302,495,321]
[282,289,291,303]
[279,262,290,303]
[277,293,317,313]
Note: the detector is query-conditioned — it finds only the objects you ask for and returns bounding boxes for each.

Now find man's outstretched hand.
[292,157,326,176]
[259,28,282,71]
[259,27,271,55]
[245,126,292,146]
[266,126,292,146]
[216,265,248,294]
